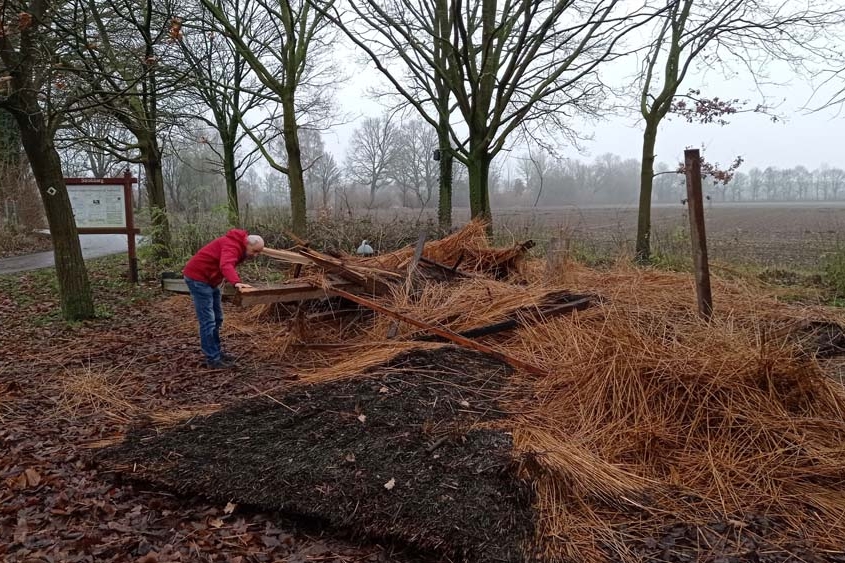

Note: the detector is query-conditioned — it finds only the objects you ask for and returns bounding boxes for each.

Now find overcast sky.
[321,53,845,173]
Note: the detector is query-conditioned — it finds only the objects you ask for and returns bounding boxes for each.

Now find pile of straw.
[507,301,845,561]
[356,219,529,276]
[226,237,845,561]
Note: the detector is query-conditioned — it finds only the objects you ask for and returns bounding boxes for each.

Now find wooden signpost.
[65,170,140,283]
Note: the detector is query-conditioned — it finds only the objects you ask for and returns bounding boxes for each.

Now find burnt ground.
[95,348,536,563]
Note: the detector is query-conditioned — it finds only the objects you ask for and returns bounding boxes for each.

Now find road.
[0,234,145,276]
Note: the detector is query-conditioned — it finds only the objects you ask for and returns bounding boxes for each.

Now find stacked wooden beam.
[234,223,593,375]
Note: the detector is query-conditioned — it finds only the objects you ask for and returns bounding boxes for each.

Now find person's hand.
[235,283,253,290]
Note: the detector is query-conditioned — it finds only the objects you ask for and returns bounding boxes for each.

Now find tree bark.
[467,152,492,224]
[13,109,94,320]
[140,136,172,259]
[636,118,659,263]
[281,93,307,236]
[222,138,240,226]
[437,131,452,233]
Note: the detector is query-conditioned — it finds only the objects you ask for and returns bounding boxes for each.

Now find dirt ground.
[0,261,433,563]
[3,203,845,562]
[95,348,536,563]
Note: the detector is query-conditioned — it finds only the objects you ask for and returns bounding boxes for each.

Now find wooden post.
[684,149,713,320]
[124,169,138,284]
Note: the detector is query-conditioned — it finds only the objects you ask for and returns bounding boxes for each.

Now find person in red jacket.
[183,229,264,368]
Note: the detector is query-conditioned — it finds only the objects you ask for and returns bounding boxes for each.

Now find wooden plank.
[415,297,593,342]
[418,256,469,278]
[234,280,356,307]
[301,249,395,295]
[328,286,550,377]
[261,247,314,265]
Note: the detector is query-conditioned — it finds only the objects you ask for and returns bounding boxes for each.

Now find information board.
[68,184,127,229]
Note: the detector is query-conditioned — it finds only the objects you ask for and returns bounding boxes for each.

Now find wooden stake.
[684,148,713,320]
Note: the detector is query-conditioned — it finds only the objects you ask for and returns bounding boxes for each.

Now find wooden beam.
[261,247,314,265]
[415,297,593,341]
[233,280,356,307]
[328,286,550,377]
[300,249,396,295]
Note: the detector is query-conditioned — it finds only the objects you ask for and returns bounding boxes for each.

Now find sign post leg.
[124,170,138,284]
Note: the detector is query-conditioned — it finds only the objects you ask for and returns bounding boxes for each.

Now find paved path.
[0,234,146,276]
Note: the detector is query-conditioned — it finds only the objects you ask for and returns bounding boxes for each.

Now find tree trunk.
[222,139,239,226]
[13,110,94,320]
[368,178,377,208]
[281,93,306,236]
[636,118,659,263]
[437,134,452,233]
[140,137,172,259]
[466,152,492,224]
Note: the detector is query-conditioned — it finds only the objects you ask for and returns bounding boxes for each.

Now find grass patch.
[822,246,845,301]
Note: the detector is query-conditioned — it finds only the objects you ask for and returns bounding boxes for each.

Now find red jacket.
[183,229,248,286]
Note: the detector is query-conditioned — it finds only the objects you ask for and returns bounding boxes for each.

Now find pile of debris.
[97,221,845,563]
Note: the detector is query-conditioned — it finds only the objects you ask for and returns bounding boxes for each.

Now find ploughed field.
[453,202,845,269]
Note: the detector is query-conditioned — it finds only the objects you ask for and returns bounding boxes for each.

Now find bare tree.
[389,119,438,210]
[517,148,550,208]
[294,126,325,207]
[177,0,275,226]
[634,0,842,261]
[293,128,341,210]
[311,150,341,210]
[0,0,95,319]
[315,0,656,227]
[57,0,194,258]
[57,114,130,178]
[161,133,226,218]
[345,115,399,208]
[196,0,339,235]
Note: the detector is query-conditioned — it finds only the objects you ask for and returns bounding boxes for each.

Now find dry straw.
[51,363,142,423]
[222,221,845,561]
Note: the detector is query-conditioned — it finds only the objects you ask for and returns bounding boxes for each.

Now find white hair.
[247,234,265,249]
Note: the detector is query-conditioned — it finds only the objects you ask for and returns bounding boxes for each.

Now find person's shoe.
[206,358,235,369]
[220,351,237,362]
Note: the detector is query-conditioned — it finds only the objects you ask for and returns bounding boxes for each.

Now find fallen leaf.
[209,517,225,528]
[459,400,470,408]
[24,468,41,487]
[344,453,356,463]
[13,516,27,543]
[262,534,281,548]
[136,553,159,563]
[223,501,236,514]
[379,386,389,393]
[357,414,366,423]
[8,473,27,490]
[383,478,395,490]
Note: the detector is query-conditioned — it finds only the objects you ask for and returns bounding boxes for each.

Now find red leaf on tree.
[17,12,33,31]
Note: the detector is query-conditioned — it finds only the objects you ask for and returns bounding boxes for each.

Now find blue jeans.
[184,277,223,363]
